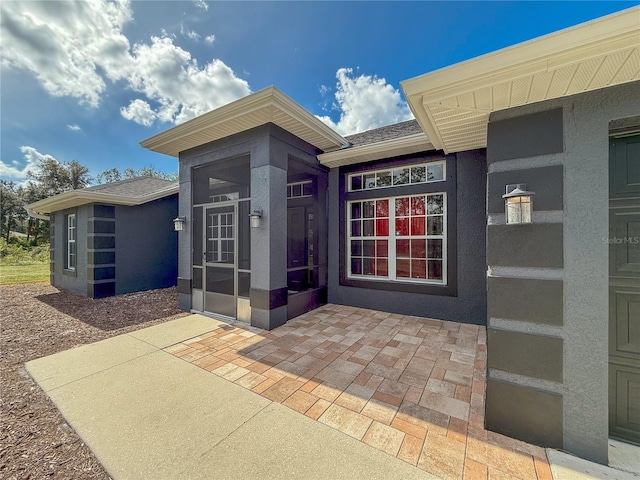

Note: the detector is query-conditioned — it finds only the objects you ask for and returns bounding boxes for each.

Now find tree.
[96,165,178,184]
[0,181,22,241]
[27,157,92,196]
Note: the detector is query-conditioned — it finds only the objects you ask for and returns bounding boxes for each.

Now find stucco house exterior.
[28,6,638,467]
[26,176,179,298]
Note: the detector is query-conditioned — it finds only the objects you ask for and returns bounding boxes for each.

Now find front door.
[609,134,640,445]
[204,205,236,318]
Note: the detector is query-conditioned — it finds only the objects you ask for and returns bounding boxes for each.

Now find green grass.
[0,263,50,285]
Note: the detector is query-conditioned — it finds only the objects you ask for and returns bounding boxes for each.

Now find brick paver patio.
[164,304,553,480]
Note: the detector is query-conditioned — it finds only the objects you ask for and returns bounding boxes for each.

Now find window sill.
[62,269,77,277]
[339,276,456,297]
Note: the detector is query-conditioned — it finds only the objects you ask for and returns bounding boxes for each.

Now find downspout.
[25,206,50,221]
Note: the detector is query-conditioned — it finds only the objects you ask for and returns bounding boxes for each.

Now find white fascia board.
[401,6,639,101]
[318,133,434,168]
[25,185,179,216]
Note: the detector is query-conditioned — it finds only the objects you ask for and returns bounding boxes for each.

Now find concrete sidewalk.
[27,314,639,480]
[26,315,436,479]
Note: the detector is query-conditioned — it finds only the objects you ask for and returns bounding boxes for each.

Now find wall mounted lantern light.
[249,210,263,228]
[503,184,535,224]
[173,216,186,231]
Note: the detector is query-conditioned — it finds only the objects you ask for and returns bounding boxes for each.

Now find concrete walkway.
[27,315,435,479]
[26,313,639,480]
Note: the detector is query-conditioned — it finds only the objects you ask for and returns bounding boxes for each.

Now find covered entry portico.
[141,87,345,330]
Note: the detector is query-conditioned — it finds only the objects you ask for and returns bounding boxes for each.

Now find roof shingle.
[344,120,422,147]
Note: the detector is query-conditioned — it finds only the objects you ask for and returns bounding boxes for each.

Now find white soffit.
[140,86,348,157]
[317,133,434,168]
[401,6,640,154]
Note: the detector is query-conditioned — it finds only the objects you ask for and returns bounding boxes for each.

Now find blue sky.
[1,1,636,183]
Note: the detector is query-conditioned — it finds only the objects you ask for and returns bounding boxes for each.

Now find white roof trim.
[140,86,348,157]
[25,184,179,218]
[401,6,640,154]
[318,133,434,168]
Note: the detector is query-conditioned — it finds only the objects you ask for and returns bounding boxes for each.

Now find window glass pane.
[350,175,362,191]
[395,218,409,236]
[427,194,444,214]
[428,260,443,280]
[303,182,313,196]
[287,185,292,197]
[396,259,410,278]
[293,184,302,197]
[376,259,388,277]
[411,217,426,236]
[396,239,410,258]
[363,240,375,257]
[427,163,444,181]
[351,202,361,219]
[376,199,389,217]
[363,258,375,276]
[411,166,426,183]
[351,220,361,236]
[376,219,389,236]
[411,259,426,279]
[376,240,388,258]
[363,201,375,218]
[411,239,426,258]
[351,240,362,256]
[376,171,391,188]
[428,239,442,259]
[393,168,409,185]
[395,197,409,217]
[363,220,374,236]
[427,216,443,235]
[411,196,425,215]
[351,258,362,275]
[364,173,376,189]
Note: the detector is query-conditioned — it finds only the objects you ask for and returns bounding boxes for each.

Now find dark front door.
[609,134,640,445]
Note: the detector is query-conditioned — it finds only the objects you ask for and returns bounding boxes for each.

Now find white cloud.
[204,34,216,44]
[67,124,82,132]
[317,68,413,136]
[194,0,208,12]
[120,99,157,126]
[1,0,250,126]
[0,146,57,181]
[0,0,132,108]
[187,30,201,41]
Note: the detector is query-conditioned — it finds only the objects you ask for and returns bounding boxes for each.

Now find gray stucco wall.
[485,80,640,463]
[51,205,88,296]
[114,195,178,295]
[327,149,488,324]
[177,123,321,328]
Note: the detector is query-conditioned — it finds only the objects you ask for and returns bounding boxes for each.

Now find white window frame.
[287,180,313,198]
[346,193,447,285]
[66,213,76,271]
[347,160,446,192]
[207,212,234,263]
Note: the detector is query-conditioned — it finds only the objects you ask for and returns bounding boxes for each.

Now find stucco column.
[249,142,288,330]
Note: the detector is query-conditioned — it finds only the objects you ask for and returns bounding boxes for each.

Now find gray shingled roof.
[344,120,422,147]
[86,176,178,197]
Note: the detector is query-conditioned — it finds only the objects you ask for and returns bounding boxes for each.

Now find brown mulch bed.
[0,283,187,480]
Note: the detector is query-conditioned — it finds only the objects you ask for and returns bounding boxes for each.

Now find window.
[348,193,446,284]
[287,180,313,198]
[348,161,445,192]
[206,212,234,264]
[66,214,76,270]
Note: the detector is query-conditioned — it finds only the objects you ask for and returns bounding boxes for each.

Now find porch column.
[250,138,288,330]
